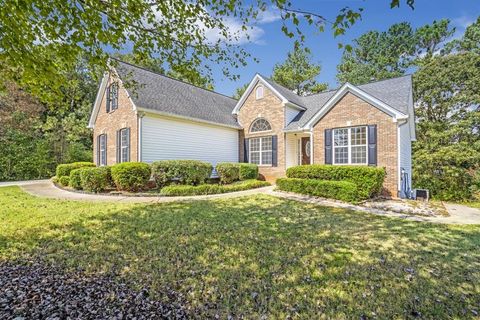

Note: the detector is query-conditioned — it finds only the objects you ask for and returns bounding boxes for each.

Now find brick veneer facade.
[311,93,398,196]
[237,83,286,181]
[92,76,138,165]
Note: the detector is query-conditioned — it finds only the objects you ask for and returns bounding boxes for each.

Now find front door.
[301,137,311,165]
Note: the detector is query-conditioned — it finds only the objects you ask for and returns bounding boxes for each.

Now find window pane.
[334,129,348,146]
[250,151,260,164]
[261,136,272,151]
[334,147,348,164]
[351,127,366,145]
[250,119,271,132]
[351,146,367,164]
[250,138,260,151]
[262,151,272,165]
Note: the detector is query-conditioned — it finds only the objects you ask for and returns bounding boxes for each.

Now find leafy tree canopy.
[272,45,328,96]
[0,0,416,103]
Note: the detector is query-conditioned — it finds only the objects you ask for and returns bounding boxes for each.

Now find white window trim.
[250,118,272,134]
[120,128,129,163]
[255,86,264,100]
[333,126,368,165]
[109,82,119,112]
[249,136,272,166]
[99,134,107,166]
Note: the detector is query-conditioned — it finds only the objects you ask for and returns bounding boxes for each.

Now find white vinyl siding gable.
[285,106,300,126]
[141,114,239,167]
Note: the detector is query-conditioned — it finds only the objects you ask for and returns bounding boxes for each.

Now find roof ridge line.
[110,57,238,102]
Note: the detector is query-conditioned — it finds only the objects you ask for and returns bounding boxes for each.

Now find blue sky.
[209,0,480,96]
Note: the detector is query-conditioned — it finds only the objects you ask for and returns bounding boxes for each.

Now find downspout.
[138,112,145,162]
[309,129,314,164]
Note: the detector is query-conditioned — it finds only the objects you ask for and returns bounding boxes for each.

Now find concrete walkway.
[8,180,480,225]
[0,179,50,187]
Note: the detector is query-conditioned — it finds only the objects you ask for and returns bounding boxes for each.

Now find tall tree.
[0,0,416,104]
[272,45,328,96]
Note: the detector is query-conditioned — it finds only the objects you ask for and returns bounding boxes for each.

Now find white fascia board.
[408,84,417,141]
[139,108,241,130]
[304,83,408,130]
[87,72,109,129]
[285,101,305,111]
[232,74,306,114]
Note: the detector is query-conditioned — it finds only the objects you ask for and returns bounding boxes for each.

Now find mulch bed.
[0,260,189,319]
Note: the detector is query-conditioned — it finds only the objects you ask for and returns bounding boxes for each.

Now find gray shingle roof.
[260,75,306,108]
[285,75,413,130]
[114,60,239,127]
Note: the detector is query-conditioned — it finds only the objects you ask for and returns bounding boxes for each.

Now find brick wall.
[92,75,138,165]
[312,92,398,196]
[237,83,286,181]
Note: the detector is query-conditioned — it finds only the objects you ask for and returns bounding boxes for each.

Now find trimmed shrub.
[56,162,95,178]
[276,178,360,203]
[286,165,386,198]
[151,160,212,187]
[111,162,151,192]
[58,175,70,187]
[216,162,240,184]
[69,168,85,190]
[80,167,111,193]
[160,179,270,196]
[239,163,258,180]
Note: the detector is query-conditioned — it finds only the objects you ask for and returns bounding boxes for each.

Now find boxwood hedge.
[151,160,212,187]
[160,179,270,196]
[111,162,151,192]
[286,165,385,198]
[80,167,111,193]
[276,178,360,203]
[56,162,95,178]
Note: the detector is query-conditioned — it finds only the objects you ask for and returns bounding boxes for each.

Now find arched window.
[250,118,271,133]
[255,86,264,99]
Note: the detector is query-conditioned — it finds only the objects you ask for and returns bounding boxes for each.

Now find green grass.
[1,186,480,318]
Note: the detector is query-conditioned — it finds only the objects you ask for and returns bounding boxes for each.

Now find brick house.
[88,60,416,197]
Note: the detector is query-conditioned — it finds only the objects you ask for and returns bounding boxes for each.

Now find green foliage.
[233,83,249,99]
[56,162,95,179]
[160,179,270,196]
[80,167,111,193]
[239,163,259,180]
[69,169,85,190]
[110,162,151,192]
[151,160,212,187]
[287,165,386,199]
[216,163,240,184]
[276,178,360,203]
[271,45,328,95]
[58,176,70,187]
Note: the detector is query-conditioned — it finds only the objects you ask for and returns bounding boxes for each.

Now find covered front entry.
[285,132,312,169]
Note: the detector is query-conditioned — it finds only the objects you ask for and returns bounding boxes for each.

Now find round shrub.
[111,162,151,192]
[56,162,95,178]
[69,168,85,190]
[58,175,70,187]
[80,167,111,193]
[276,178,360,203]
[151,160,212,187]
[216,163,240,184]
[239,163,258,180]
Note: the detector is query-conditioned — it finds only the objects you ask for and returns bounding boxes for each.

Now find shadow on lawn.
[4,194,480,318]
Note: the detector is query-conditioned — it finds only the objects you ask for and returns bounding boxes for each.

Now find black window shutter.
[106,85,111,113]
[368,125,377,166]
[324,129,332,164]
[126,128,131,162]
[244,138,249,163]
[97,135,100,166]
[104,134,107,166]
[116,130,120,163]
[272,135,278,167]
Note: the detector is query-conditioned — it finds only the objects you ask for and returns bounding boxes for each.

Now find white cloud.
[203,17,266,45]
[256,7,282,24]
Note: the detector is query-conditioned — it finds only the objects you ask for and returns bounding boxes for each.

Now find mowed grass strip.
[1,186,479,318]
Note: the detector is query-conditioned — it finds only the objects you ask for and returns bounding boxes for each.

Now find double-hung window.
[98,134,107,166]
[333,126,367,165]
[249,136,272,165]
[120,128,130,162]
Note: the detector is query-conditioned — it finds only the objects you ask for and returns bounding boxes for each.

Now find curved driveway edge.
[20,181,275,203]
[14,180,480,225]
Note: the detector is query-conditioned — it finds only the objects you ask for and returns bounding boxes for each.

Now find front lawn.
[1,187,479,318]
